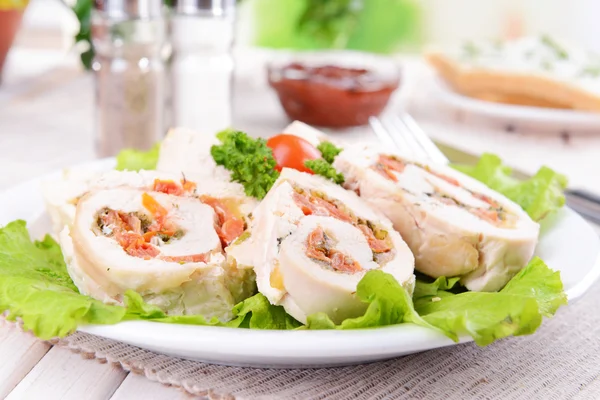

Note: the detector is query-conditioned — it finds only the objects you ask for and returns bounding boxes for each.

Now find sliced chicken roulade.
[156,127,234,181]
[43,168,255,236]
[59,172,257,320]
[227,168,415,324]
[333,144,540,292]
[42,168,100,237]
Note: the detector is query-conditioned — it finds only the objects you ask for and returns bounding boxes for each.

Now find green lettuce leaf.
[124,291,301,330]
[500,257,567,317]
[0,220,126,339]
[453,153,567,221]
[0,221,299,338]
[115,143,160,171]
[231,292,301,330]
[0,221,567,347]
[306,270,434,331]
[121,290,226,326]
[412,276,461,309]
[418,292,541,345]
[413,257,567,345]
[304,261,566,346]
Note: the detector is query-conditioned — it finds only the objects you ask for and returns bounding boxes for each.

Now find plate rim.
[430,76,600,127]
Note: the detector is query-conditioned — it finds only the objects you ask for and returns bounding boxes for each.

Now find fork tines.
[369,115,449,165]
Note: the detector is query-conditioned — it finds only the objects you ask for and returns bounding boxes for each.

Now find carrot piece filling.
[151,178,244,245]
[379,155,406,173]
[98,209,160,259]
[373,163,399,182]
[306,226,362,273]
[152,179,184,196]
[357,224,392,253]
[472,192,501,208]
[142,192,169,219]
[181,179,197,193]
[424,166,460,187]
[293,189,393,256]
[429,190,514,227]
[152,178,197,196]
[292,191,354,223]
[200,195,245,246]
[371,154,516,227]
[371,155,405,182]
[95,193,214,262]
[121,234,160,259]
[471,208,501,224]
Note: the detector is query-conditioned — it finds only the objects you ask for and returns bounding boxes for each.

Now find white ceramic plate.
[1,159,599,368]
[430,77,600,133]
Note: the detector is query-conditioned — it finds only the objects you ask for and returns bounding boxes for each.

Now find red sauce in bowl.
[268,61,400,128]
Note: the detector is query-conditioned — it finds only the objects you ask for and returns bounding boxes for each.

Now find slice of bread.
[426,37,600,112]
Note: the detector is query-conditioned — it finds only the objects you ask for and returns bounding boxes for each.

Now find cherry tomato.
[266,134,321,174]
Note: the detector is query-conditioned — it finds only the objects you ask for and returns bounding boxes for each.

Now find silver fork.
[369,114,600,225]
[369,114,449,164]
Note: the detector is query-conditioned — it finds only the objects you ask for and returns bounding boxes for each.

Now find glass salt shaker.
[92,0,171,157]
[171,0,235,134]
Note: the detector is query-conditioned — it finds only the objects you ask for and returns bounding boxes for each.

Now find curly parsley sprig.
[317,141,343,164]
[305,141,345,184]
[211,131,346,196]
[305,159,345,184]
[211,130,280,199]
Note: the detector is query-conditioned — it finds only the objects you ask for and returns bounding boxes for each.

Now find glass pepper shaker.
[171,0,235,134]
[92,0,171,157]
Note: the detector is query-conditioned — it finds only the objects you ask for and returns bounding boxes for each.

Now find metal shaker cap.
[94,0,165,20]
[173,0,236,16]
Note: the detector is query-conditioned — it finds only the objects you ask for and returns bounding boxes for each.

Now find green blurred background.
[249,0,422,53]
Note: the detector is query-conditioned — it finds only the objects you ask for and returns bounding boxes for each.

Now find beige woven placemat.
[35,280,597,400]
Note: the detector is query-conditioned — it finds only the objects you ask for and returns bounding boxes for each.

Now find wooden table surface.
[1,320,189,400]
[1,48,600,399]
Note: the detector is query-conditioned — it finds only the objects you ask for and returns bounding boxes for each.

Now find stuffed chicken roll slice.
[228,168,415,324]
[334,144,540,292]
[42,168,102,237]
[92,169,257,248]
[61,188,249,320]
[156,127,234,182]
[43,169,256,242]
[41,169,197,237]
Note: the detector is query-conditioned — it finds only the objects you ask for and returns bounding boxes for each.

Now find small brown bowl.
[267,51,401,128]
